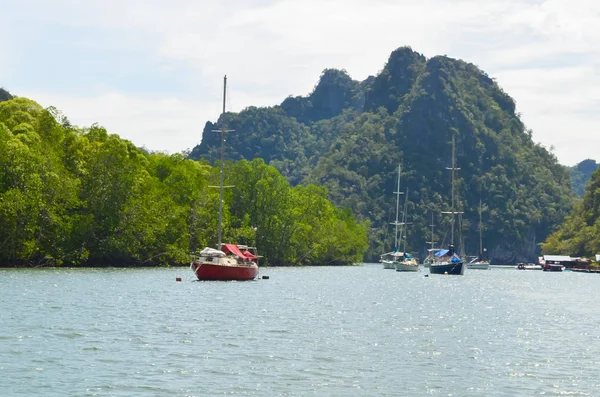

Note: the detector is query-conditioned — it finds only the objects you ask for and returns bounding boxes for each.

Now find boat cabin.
[220,244,259,264]
[538,255,585,269]
[195,244,259,264]
[434,245,462,263]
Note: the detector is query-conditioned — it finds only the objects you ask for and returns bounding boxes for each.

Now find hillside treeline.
[0,97,367,267]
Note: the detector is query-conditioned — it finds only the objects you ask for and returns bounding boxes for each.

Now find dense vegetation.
[570,159,599,197]
[0,97,367,267]
[539,160,600,258]
[542,164,600,257]
[191,47,577,263]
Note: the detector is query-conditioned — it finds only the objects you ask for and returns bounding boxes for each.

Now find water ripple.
[1,266,599,395]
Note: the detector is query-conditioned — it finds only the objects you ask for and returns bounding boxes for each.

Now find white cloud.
[20,85,286,155]
[495,64,600,165]
[22,90,216,153]
[4,0,600,165]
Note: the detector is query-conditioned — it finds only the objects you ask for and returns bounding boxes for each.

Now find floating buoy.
[262,275,269,279]
[444,272,448,275]
[176,276,182,282]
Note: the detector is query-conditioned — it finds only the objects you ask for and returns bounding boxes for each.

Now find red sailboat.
[190,75,259,281]
[191,244,258,281]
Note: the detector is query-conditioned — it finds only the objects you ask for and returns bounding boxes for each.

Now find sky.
[1,0,598,166]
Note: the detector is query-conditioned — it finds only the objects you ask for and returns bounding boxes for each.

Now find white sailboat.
[395,187,419,272]
[423,212,440,268]
[466,199,490,270]
[380,165,406,269]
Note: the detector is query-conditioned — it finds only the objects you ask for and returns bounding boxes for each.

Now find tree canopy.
[0,97,367,267]
[569,159,599,197]
[541,164,600,257]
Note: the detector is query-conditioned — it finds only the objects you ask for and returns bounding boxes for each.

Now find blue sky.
[2,0,598,166]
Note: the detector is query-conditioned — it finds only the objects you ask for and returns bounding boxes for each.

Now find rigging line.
[401,187,410,253]
[382,206,394,254]
[225,76,233,116]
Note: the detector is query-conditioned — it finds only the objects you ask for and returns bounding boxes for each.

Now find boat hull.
[516,263,542,270]
[429,261,465,275]
[381,260,396,269]
[543,264,564,272]
[395,262,419,272]
[192,262,258,281]
[466,261,490,270]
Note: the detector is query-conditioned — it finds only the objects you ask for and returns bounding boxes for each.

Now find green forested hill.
[190,46,577,263]
[569,159,599,197]
[542,165,600,257]
[0,97,367,266]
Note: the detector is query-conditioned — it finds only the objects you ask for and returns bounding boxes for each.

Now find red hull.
[192,262,258,281]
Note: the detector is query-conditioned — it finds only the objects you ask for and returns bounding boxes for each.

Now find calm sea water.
[1,264,599,396]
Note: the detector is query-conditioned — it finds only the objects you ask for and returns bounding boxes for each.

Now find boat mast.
[401,187,410,253]
[478,199,483,257]
[450,136,456,244]
[426,211,435,257]
[213,75,234,250]
[443,135,462,248]
[391,164,404,251]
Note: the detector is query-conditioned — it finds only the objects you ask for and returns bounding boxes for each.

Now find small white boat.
[466,257,490,270]
[394,182,419,272]
[516,263,542,270]
[466,200,489,270]
[380,254,396,269]
[380,251,419,271]
[382,164,417,270]
[395,257,419,272]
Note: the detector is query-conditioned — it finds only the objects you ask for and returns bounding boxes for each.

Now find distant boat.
[380,164,403,269]
[431,246,465,275]
[430,135,465,276]
[542,263,564,272]
[190,75,259,281]
[466,200,490,270]
[395,187,419,272]
[539,255,575,272]
[423,212,440,268]
[422,252,434,268]
[380,165,418,271]
[467,257,490,270]
[395,253,419,272]
[516,263,542,270]
[381,257,396,270]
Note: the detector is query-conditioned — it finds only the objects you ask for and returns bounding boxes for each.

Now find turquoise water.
[1,265,599,396]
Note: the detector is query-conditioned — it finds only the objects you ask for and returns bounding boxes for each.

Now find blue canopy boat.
[429,135,465,276]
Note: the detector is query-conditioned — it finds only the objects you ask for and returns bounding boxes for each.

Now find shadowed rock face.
[0,88,14,102]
